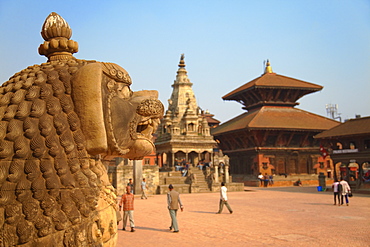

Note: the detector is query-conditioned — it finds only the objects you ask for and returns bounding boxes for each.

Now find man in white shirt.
[141,178,148,199]
[331,179,340,205]
[257,173,264,186]
[339,178,351,206]
[216,182,233,214]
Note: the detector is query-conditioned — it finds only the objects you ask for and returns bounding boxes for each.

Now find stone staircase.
[233,174,334,188]
[156,167,212,194]
[188,168,213,193]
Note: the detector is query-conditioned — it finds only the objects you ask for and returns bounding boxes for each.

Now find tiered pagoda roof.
[213,60,339,135]
[222,60,323,111]
[212,106,338,135]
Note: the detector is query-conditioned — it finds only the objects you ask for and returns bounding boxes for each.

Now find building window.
[188,123,194,131]
[364,140,370,149]
[262,162,268,170]
[349,142,356,149]
[319,162,324,169]
[336,142,342,150]
[144,158,150,165]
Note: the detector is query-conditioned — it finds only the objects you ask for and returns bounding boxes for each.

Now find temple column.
[156,153,159,166]
[214,164,219,183]
[225,164,230,183]
[211,152,214,167]
[172,152,175,168]
[133,159,142,194]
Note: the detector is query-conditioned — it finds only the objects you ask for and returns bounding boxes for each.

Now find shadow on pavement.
[303,202,333,206]
[190,211,217,214]
[133,226,170,232]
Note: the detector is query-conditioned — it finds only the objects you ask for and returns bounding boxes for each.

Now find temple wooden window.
[364,140,370,149]
[262,162,268,170]
[319,162,324,169]
[350,142,356,149]
[336,142,343,150]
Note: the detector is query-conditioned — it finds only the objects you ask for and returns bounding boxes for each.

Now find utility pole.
[326,104,342,122]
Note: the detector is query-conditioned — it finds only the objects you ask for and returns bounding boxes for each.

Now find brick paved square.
[117,186,370,247]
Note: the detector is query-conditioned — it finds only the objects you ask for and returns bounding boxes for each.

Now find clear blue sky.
[1,0,369,123]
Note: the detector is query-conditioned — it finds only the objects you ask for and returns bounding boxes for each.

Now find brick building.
[315,116,370,189]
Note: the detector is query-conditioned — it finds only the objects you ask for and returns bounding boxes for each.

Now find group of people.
[332,178,352,206]
[196,160,212,170]
[118,181,233,233]
[119,174,354,234]
[258,173,274,187]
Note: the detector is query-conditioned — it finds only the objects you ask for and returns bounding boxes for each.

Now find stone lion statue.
[0,12,163,246]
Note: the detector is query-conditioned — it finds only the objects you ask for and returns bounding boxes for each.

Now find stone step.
[156,184,191,194]
[157,169,214,194]
[164,177,188,184]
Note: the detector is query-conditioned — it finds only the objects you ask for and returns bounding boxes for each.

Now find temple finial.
[264,59,273,74]
[179,53,185,68]
[38,12,78,61]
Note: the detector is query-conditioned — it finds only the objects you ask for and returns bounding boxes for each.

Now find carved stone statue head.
[0,12,163,246]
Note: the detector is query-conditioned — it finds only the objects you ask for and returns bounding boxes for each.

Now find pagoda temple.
[212,61,339,182]
[155,54,217,168]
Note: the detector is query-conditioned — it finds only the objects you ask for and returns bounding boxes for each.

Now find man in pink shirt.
[119,186,135,232]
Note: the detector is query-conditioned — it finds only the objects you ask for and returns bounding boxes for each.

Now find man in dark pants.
[127,178,134,194]
[216,182,233,214]
[332,179,341,205]
[167,184,184,233]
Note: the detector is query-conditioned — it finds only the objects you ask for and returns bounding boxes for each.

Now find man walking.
[216,182,233,214]
[127,178,134,194]
[141,178,148,199]
[339,177,351,206]
[119,186,135,232]
[167,184,184,233]
[332,179,341,205]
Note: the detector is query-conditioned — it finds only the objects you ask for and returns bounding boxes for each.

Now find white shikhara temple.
[155,54,217,168]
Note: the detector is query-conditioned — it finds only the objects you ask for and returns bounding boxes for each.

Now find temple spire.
[178,53,185,68]
[264,59,273,74]
[38,12,78,61]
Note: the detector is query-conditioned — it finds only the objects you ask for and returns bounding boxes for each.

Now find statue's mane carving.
[0,12,164,246]
[0,59,117,246]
